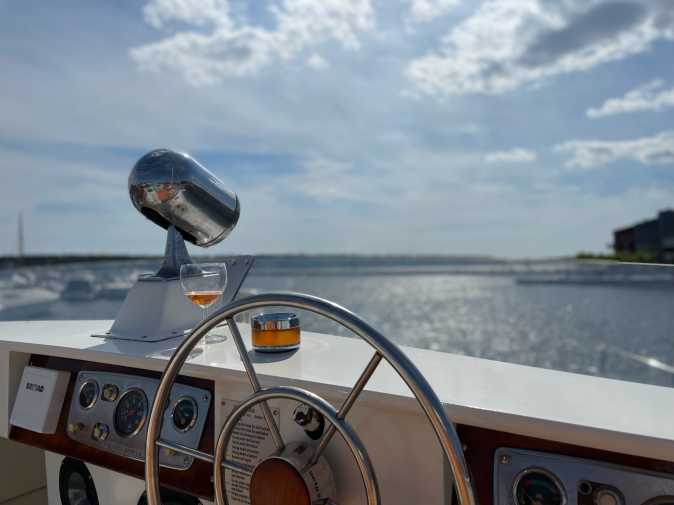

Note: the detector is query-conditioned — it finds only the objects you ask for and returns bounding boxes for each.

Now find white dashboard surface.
[1,319,674,463]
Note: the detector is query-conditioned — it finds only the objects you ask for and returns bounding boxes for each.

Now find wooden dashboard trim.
[457,424,674,505]
[9,354,215,500]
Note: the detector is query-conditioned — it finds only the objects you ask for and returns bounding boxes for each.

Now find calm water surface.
[3,258,674,389]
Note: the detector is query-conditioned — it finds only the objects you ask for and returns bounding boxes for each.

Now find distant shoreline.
[0,255,159,269]
[0,253,568,270]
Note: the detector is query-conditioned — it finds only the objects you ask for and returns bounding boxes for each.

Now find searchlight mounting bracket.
[155,225,193,279]
[92,149,254,342]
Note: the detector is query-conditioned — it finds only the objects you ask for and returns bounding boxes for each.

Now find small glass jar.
[251,313,300,352]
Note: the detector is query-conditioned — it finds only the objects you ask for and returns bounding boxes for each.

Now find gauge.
[514,468,566,505]
[172,397,198,432]
[114,388,148,437]
[101,384,119,402]
[78,380,99,410]
[91,423,109,441]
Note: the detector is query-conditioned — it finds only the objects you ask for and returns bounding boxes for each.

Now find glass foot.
[205,333,227,344]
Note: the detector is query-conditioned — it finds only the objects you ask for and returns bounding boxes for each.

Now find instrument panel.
[495,448,674,505]
[66,371,211,470]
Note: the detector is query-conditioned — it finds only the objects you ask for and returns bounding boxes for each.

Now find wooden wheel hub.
[250,458,310,505]
[248,443,336,505]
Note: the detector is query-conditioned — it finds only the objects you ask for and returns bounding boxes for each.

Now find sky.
[1,0,674,258]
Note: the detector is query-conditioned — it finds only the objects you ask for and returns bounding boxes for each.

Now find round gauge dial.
[172,397,198,432]
[101,384,119,402]
[78,380,99,410]
[114,389,148,437]
[514,468,565,505]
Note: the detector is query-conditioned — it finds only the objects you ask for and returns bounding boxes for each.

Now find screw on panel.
[499,454,510,465]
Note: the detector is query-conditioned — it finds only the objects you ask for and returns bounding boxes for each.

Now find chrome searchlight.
[129,149,240,248]
[93,149,253,342]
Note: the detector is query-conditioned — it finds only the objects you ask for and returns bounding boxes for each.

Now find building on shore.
[614,209,674,261]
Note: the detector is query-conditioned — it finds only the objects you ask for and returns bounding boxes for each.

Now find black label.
[26,382,45,392]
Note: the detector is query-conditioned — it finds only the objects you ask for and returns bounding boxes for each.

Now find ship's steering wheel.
[144,292,478,505]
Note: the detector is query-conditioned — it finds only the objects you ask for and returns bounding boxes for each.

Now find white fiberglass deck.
[1,319,674,463]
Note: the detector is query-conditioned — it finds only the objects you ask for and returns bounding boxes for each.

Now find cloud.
[306,53,328,69]
[289,156,368,201]
[556,130,674,168]
[143,0,232,29]
[485,148,537,163]
[131,0,375,85]
[407,0,674,96]
[587,79,674,117]
[407,0,460,23]
[6,1,674,258]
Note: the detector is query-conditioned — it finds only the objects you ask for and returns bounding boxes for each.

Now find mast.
[17,212,24,257]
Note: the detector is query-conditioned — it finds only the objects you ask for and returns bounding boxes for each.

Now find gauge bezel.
[513,466,567,505]
[101,383,119,402]
[171,396,199,432]
[113,387,149,438]
[78,380,99,410]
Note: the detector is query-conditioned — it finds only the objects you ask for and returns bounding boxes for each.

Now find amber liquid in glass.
[252,327,300,349]
[185,290,222,308]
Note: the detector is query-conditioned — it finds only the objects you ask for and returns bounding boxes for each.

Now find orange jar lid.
[251,313,300,352]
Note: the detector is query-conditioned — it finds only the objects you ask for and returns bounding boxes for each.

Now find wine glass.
[180,263,228,344]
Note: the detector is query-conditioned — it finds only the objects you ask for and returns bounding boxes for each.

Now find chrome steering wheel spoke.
[156,439,214,464]
[155,439,254,475]
[310,351,382,466]
[226,317,285,451]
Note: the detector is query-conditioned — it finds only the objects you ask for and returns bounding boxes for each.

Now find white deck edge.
[1,320,673,463]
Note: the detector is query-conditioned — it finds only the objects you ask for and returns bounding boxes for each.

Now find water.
[2,257,674,389]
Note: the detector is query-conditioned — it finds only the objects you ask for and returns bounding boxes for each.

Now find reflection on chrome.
[129,149,239,248]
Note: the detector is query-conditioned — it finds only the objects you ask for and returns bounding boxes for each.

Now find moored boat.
[0,287,58,320]
[61,278,99,302]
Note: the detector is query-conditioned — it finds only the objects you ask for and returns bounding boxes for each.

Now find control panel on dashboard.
[495,447,674,505]
[66,371,211,470]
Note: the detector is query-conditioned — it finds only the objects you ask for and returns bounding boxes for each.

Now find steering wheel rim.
[145,292,478,505]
